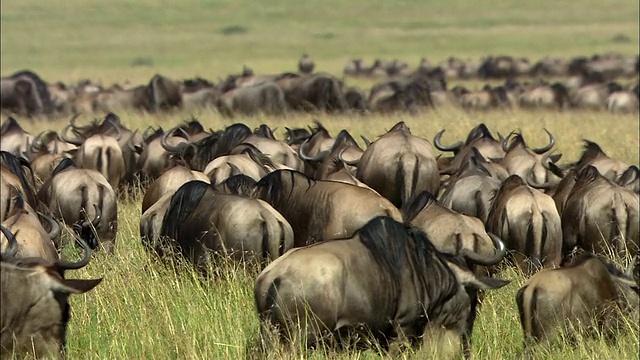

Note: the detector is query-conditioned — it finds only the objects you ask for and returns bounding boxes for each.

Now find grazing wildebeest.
[146,74,183,112]
[562,166,639,257]
[1,227,102,359]
[255,216,509,357]
[254,169,403,247]
[354,121,439,209]
[141,165,210,213]
[486,175,563,274]
[278,72,347,113]
[403,192,507,269]
[516,253,638,348]
[573,140,629,181]
[37,158,118,252]
[61,116,126,190]
[216,81,287,116]
[159,180,294,271]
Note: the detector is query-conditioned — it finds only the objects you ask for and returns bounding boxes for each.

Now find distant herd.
[1,112,638,358]
[1,53,638,119]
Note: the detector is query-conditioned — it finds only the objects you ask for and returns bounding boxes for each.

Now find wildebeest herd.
[1,53,638,119]
[1,110,638,359]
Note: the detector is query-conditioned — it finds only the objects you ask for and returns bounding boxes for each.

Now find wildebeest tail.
[260,220,270,264]
[611,192,629,254]
[398,153,419,210]
[526,207,545,272]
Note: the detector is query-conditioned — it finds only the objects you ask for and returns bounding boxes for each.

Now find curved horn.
[142,126,155,141]
[55,234,92,271]
[160,127,186,153]
[39,212,61,240]
[31,131,47,152]
[337,147,360,166]
[525,171,555,190]
[501,131,513,153]
[532,128,555,154]
[460,233,508,266]
[61,125,84,146]
[0,225,18,259]
[69,113,85,130]
[361,135,371,147]
[298,138,329,162]
[433,129,463,152]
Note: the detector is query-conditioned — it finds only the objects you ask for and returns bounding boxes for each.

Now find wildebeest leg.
[462,288,479,359]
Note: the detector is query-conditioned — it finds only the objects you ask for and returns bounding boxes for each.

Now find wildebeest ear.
[50,277,103,294]
[447,262,510,290]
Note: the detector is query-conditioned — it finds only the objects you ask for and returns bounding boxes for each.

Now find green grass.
[2,0,639,358]
[1,0,638,84]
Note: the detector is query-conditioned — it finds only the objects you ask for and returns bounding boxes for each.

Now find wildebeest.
[159,180,294,271]
[1,227,102,359]
[1,151,40,221]
[486,175,563,274]
[216,81,287,116]
[403,192,507,270]
[37,158,118,252]
[562,166,639,257]
[353,121,439,209]
[278,72,347,113]
[255,216,509,356]
[146,74,182,112]
[254,169,403,247]
[573,140,629,181]
[61,116,127,189]
[141,165,210,213]
[0,70,53,117]
[516,253,638,348]
[0,117,33,159]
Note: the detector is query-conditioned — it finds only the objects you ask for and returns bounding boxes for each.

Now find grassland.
[1,0,639,359]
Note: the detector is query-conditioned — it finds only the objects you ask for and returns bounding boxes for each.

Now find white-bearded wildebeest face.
[254,169,403,247]
[159,180,294,273]
[562,166,639,258]
[37,158,117,252]
[516,253,639,350]
[254,217,510,357]
[487,175,563,274]
[1,227,102,359]
[354,121,439,209]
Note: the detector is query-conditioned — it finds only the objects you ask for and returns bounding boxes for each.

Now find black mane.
[0,151,37,207]
[216,174,257,196]
[402,191,437,222]
[161,180,211,243]
[50,157,76,178]
[255,170,315,206]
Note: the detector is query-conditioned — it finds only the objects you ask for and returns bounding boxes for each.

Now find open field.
[1,0,639,359]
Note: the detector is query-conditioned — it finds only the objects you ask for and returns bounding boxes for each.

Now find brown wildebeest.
[159,180,294,272]
[254,169,403,247]
[573,140,629,181]
[255,216,509,358]
[0,70,53,117]
[37,158,117,252]
[487,175,563,274]
[516,253,638,349]
[0,117,33,159]
[141,165,210,213]
[562,166,639,257]
[216,81,287,116]
[354,121,439,209]
[1,227,102,359]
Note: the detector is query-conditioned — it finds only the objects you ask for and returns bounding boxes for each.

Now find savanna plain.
[1,0,639,359]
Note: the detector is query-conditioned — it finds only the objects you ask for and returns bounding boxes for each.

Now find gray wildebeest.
[352,121,439,209]
[486,175,563,274]
[516,253,638,349]
[254,216,509,357]
[216,81,287,117]
[254,169,402,247]
[0,117,33,160]
[403,191,507,272]
[562,166,639,258]
[159,180,294,272]
[1,228,102,359]
[37,158,118,252]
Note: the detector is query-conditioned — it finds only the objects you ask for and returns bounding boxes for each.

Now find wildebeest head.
[574,140,629,181]
[0,233,102,358]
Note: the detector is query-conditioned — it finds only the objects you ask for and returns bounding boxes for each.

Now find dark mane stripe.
[255,170,315,205]
[402,191,437,222]
[0,151,37,207]
[161,180,210,242]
